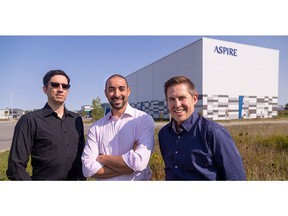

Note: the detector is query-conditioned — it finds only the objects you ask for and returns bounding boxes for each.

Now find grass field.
[1,122,288,180]
[0,151,10,180]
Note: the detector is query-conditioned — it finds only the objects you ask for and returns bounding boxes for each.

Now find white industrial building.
[0,109,10,120]
[126,37,279,120]
[0,108,25,120]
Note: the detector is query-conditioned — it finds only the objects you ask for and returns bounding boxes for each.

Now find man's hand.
[96,154,104,164]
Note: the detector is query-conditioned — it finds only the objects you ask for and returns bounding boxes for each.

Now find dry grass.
[228,123,288,180]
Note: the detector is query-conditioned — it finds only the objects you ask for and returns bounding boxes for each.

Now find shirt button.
[175,165,178,169]
[175,151,178,154]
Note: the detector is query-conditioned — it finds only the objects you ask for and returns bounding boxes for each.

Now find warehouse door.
[238,96,244,119]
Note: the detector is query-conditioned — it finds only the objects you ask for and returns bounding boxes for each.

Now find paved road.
[1,119,288,152]
[0,120,93,152]
[0,121,17,152]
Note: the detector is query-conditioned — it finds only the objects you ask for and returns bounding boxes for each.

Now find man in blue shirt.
[158,76,246,180]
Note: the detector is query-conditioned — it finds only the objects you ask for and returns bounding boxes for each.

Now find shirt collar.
[106,103,133,120]
[42,103,70,118]
[171,111,199,133]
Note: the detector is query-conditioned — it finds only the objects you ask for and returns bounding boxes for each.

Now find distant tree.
[80,109,86,117]
[91,97,104,120]
[285,103,288,110]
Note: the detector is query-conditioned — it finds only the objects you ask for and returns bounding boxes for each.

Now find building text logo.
[214,46,238,56]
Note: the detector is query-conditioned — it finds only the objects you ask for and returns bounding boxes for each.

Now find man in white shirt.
[82,74,155,180]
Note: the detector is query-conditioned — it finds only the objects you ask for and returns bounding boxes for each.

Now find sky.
[0,35,287,111]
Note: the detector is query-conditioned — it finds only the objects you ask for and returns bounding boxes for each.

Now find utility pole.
[10,92,14,119]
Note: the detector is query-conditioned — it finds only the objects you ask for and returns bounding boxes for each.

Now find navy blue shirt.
[158,112,246,180]
[6,103,86,180]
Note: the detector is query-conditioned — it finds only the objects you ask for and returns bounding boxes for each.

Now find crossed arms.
[91,142,138,179]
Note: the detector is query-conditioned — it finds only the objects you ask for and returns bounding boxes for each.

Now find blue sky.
[0,35,287,111]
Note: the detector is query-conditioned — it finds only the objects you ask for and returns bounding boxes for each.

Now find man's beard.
[109,97,127,110]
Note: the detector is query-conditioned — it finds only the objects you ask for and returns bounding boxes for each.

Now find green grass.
[0,151,9,180]
[0,151,32,180]
[277,109,288,118]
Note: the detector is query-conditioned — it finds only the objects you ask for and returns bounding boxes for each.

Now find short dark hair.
[105,74,129,90]
[164,76,196,98]
[43,70,70,86]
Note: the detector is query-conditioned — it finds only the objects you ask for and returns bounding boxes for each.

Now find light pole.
[10,93,14,120]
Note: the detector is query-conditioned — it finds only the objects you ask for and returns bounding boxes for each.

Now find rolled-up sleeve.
[81,126,104,177]
[122,114,155,172]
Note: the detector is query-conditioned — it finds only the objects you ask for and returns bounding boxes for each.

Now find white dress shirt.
[82,104,155,180]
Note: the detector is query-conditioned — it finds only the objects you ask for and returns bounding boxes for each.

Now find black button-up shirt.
[6,103,86,180]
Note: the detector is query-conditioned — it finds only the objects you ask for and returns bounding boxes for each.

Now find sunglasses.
[48,82,70,90]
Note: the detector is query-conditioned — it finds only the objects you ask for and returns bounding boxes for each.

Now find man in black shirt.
[6,70,86,180]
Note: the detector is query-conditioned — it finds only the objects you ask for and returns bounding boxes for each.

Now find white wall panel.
[202,37,279,97]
